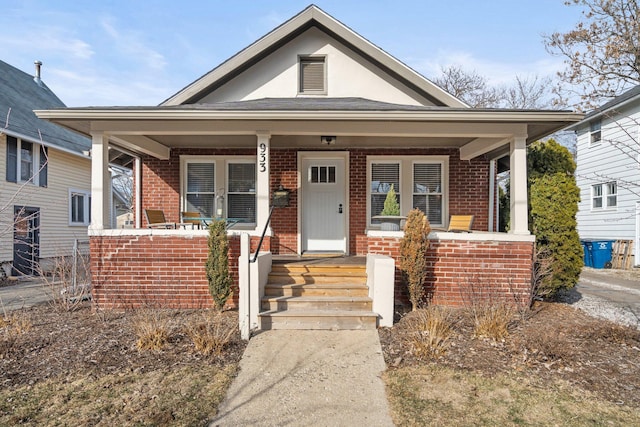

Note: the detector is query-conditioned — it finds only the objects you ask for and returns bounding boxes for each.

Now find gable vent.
[300,56,325,93]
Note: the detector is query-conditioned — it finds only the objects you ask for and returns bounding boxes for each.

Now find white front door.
[302,156,346,253]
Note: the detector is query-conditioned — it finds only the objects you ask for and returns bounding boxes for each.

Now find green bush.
[205,220,232,310]
[529,172,583,297]
[528,139,576,180]
[399,209,431,311]
[380,184,400,216]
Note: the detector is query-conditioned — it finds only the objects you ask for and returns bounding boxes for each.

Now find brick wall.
[367,236,534,307]
[90,234,267,309]
[139,147,490,255]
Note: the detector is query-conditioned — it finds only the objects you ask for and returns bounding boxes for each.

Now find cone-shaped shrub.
[206,220,232,310]
[399,209,431,311]
[380,184,400,216]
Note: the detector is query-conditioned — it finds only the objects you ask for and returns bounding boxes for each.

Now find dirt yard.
[381,302,640,405]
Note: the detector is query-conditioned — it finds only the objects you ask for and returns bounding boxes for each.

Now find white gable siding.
[575,103,640,246]
[199,27,435,106]
[0,134,91,269]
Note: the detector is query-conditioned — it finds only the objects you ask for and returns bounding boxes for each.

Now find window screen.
[228,163,256,223]
[186,163,215,216]
[371,163,400,222]
[413,163,443,224]
[300,57,325,93]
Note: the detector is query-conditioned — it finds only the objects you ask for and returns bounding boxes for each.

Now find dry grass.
[384,365,640,427]
[0,311,32,359]
[471,303,514,341]
[131,308,172,351]
[0,364,237,426]
[405,306,454,358]
[185,310,236,356]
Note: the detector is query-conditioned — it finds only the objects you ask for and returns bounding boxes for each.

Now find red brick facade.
[93,146,530,310]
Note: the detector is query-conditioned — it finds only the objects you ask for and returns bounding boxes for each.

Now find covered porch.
[36,105,579,329]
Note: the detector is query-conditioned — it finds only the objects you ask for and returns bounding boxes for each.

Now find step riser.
[259,316,377,330]
[268,275,367,285]
[261,300,372,311]
[271,266,366,275]
[265,288,369,297]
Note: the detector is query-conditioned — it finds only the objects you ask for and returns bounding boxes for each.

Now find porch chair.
[434,215,474,232]
[181,211,204,229]
[144,209,177,229]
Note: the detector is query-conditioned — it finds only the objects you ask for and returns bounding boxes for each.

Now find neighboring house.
[569,85,640,267]
[37,6,581,329]
[0,60,93,277]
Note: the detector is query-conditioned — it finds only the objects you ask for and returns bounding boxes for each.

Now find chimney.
[34,60,43,86]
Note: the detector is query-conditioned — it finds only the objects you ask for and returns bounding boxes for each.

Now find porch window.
[6,136,47,187]
[185,162,216,216]
[227,162,256,223]
[368,155,448,228]
[370,162,400,224]
[413,163,443,224]
[69,189,91,226]
[592,181,616,209]
[181,156,256,225]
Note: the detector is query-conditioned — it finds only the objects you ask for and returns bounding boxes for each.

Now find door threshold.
[301,251,345,258]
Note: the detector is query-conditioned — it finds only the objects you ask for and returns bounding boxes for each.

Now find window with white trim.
[299,56,326,94]
[181,156,256,225]
[592,181,616,209]
[69,189,91,226]
[368,156,448,228]
[590,120,602,145]
[6,135,48,187]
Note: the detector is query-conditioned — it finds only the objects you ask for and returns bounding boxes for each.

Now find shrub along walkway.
[211,330,394,426]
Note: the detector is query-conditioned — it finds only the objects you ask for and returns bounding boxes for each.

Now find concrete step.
[271,264,366,275]
[258,310,378,330]
[264,283,369,297]
[267,272,367,285]
[261,295,373,311]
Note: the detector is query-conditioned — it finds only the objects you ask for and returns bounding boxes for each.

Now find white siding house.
[571,85,640,266]
[0,60,92,276]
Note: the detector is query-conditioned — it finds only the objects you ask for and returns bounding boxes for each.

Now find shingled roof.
[0,60,90,154]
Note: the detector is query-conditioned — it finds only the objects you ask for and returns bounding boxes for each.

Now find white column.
[509,135,529,235]
[134,156,141,229]
[256,132,271,235]
[488,159,496,232]
[90,132,111,230]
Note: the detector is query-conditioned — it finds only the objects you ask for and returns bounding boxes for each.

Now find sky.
[1,0,585,107]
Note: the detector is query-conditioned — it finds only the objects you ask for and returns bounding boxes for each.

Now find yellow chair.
[434,215,474,232]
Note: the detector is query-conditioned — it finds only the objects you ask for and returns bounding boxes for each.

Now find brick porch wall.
[90,234,268,309]
[368,236,534,307]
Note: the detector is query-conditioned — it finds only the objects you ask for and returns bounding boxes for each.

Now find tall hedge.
[528,139,583,297]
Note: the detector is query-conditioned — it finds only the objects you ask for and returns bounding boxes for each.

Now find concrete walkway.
[211,330,394,427]
[0,278,51,313]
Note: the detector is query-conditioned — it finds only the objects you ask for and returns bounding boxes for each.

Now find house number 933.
[259,143,267,172]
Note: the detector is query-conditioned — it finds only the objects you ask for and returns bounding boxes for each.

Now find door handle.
[338,203,343,214]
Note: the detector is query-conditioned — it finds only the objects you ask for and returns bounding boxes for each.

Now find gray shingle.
[0,60,90,153]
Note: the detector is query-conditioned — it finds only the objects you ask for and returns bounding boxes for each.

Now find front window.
[370,162,400,224]
[181,156,256,225]
[227,162,256,223]
[592,182,616,209]
[368,156,448,228]
[69,189,91,226]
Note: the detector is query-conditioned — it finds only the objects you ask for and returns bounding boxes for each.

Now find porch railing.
[250,206,274,263]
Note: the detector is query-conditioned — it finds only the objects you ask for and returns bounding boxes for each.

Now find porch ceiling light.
[321,135,336,145]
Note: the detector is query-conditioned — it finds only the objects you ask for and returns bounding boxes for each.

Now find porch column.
[256,132,271,235]
[509,135,529,235]
[90,132,111,230]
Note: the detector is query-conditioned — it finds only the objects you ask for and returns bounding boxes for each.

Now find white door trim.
[297,151,349,255]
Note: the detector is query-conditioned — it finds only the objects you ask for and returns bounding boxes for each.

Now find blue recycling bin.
[590,240,615,269]
[581,240,593,267]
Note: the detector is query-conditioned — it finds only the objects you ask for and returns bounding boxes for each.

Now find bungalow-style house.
[0,60,93,277]
[37,6,581,332]
[569,85,640,267]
